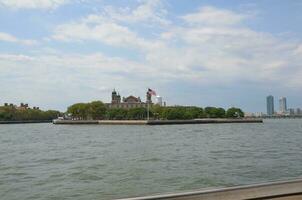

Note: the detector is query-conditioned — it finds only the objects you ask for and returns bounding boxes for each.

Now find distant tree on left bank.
[0,105,61,121]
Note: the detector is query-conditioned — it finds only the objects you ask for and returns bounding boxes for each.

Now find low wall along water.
[52,118,263,125]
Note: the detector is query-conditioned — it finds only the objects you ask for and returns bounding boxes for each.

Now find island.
[53,89,263,125]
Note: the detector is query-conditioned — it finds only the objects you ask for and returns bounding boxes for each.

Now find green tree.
[150,105,164,119]
[216,107,226,118]
[0,105,61,121]
[105,108,128,120]
[67,103,89,120]
[43,110,61,120]
[204,107,225,118]
[87,101,107,120]
[0,109,13,120]
[226,107,244,118]
[127,107,146,120]
[64,101,245,121]
[184,107,204,119]
[161,107,184,120]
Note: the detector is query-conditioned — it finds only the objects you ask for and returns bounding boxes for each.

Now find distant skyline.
[1,0,302,112]
[266,95,274,116]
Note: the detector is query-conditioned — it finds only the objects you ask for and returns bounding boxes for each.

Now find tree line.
[0,101,244,121]
[67,101,244,120]
[0,105,61,121]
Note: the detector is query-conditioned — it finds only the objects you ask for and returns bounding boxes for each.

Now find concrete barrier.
[117,179,302,200]
[52,120,99,124]
[0,120,52,124]
[99,120,147,125]
[53,118,263,125]
[147,118,263,125]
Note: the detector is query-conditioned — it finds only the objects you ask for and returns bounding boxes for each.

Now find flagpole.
[147,101,150,121]
[147,87,149,121]
[147,88,156,121]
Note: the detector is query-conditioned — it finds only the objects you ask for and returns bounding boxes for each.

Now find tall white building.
[279,97,287,113]
[155,96,163,106]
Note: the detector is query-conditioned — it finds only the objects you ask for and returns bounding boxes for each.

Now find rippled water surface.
[1,119,302,199]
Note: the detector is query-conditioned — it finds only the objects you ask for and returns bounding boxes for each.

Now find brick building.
[106,89,152,109]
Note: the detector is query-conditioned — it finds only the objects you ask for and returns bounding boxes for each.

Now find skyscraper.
[279,97,287,113]
[266,95,274,116]
[155,96,163,106]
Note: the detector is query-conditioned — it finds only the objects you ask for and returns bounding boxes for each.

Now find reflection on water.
[0,119,302,199]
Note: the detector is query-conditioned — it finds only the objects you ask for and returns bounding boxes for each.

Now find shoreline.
[53,118,263,125]
[0,120,52,124]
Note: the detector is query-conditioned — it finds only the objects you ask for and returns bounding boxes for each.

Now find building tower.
[111,89,121,104]
[146,90,152,103]
[111,89,117,103]
[279,97,287,114]
[266,95,274,116]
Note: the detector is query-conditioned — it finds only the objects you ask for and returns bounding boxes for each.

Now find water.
[0,119,302,200]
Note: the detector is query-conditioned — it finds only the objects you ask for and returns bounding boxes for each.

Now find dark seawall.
[0,120,52,124]
[147,118,263,125]
[53,118,263,125]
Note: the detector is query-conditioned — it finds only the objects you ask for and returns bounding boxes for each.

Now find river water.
[0,119,302,199]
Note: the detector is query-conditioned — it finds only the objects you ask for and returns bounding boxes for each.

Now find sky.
[0,0,302,112]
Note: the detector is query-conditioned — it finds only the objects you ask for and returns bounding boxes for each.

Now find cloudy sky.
[0,0,301,112]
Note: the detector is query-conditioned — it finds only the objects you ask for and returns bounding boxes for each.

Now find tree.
[67,103,89,120]
[0,106,14,120]
[160,107,185,120]
[0,105,61,121]
[87,101,107,120]
[216,107,226,118]
[184,107,204,119]
[226,107,244,118]
[153,106,205,120]
[127,107,146,120]
[65,101,245,120]
[204,107,225,118]
[151,105,164,120]
[43,110,61,120]
[106,108,128,120]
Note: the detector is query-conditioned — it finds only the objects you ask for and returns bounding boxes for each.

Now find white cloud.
[0,52,161,110]
[2,4,302,109]
[294,44,302,55]
[182,6,247,26]
[0,0,69,9]
[50,5,302,88]
[52,0,169,50]
[52,16,164,51]
[53,22,142,47]
[0,54,35,61]
[0,32,38,45]
[0,32,16,42]
[143,7,302,87]
[100,0,170,25]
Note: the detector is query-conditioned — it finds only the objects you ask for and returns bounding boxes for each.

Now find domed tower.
[146,91,152,103]
[111,89,118,104]
[117,93,121,103]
